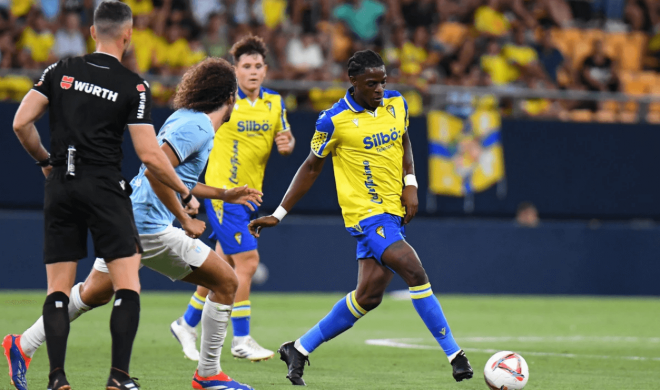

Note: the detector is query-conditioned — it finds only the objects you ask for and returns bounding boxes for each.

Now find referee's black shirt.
[33,52,153,168]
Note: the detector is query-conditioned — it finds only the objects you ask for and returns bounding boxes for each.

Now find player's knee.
[356,292,384,311]
[212,271,239,299]
[401,262,429,287]
[80,282,113,307]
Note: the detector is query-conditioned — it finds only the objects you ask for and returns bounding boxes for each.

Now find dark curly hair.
[173,57,237,113]
[347,50,385,78]
[230,34,268,63]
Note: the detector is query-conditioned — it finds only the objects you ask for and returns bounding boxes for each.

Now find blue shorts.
[205,199,258,255]
[346,213,406,264]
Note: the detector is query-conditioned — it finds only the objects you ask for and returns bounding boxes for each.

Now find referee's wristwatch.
[36,155,51,167]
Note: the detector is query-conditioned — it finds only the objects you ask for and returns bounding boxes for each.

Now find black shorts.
[43,166,143,264]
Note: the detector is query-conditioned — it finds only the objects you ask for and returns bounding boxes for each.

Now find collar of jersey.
[237,86,264,101]
[93,51,120,62]
[344,87,383,114]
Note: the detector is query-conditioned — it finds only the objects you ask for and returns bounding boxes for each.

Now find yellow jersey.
[206,87,290,193]
[312,88,409,227]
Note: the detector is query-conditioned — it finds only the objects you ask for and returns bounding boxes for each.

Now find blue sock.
[182,291,206,328]
[231,300,251,337]
[296,291,367,355]
[410,283,460,357]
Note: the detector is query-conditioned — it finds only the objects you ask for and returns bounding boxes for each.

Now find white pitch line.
[365,338,660,362]
[459,336,660,343]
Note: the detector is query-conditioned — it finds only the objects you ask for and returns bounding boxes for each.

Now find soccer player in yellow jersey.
[171,35,295,362]
[249,50,474,385]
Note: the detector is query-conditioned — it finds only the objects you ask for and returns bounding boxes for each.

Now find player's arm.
[143,142,206,238]
[248,151,326,237]
[275,130,295,155]
[401,131,419,225]
[191,183,263,211]
[129,124,199,211]
[274,98,295,155]
[13,90,51,177]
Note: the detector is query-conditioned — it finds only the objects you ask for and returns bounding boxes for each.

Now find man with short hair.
[6,2,196,389]
[249,50,474,386]
[4,57,259,390]
[170,34,295,363]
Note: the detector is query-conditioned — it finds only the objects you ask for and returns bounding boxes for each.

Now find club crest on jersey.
[376,226,386,239]
[234,232,242,245]
[387,105,395,118]
[265,101,272,111]
[136,84,145,92]
[60,76,74,90]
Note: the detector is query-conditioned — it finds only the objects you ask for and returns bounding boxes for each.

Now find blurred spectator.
[481,40,512,86]
[286,32,324,79]
[502,27,544,86]
[516,202,540,227]
[11,0,33,19]
[399,0,435,29]
[625,0,657,32]
[131,14,158,73]
[332,0,386,43]
[261,0,288,29]
[400,26,432,78]
[155,22,191,74]
[17,10,56,68]
[190,0,224,27]
[123,0,154,16]
[591,0,626,31]
[580,40,619,92]
[38,0,61,22]
[474,0,511,38]
[201,12,229,58]
[0,30,14,68]
[54,12,86,59]
[535,29,567,85]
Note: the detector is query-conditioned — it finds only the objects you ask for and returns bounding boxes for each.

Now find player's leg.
[280,258,394,385]
[181,251,253,390]
[228,249,274,361]
[171,285,209,361]
[380,240,473,381]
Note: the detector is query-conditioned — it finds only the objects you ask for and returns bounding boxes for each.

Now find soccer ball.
[483,351,529,390]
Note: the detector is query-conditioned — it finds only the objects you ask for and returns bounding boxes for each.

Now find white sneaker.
[170,317,200,361]
[231,335,275,361]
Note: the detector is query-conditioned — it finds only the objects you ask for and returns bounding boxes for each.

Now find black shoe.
[106,368,140,390]
[47,368,71,390]
[278,341,310,386]
[451,350,473,382]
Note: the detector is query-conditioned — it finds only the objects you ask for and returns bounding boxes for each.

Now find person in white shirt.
[54,12,86,59]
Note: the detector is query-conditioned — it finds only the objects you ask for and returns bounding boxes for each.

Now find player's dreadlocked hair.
[347,50,385,78]
[173,57,237,113]
[230,34,268,63]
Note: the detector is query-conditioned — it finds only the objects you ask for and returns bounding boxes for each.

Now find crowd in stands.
[2,0,660,121]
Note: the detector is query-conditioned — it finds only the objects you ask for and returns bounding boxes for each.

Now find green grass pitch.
[1,291,659,389]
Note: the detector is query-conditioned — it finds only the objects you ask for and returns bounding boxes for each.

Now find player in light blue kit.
[3,58,259,390]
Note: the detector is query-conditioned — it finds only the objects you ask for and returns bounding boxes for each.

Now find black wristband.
[182,193,193,205]
[36,157,50,167]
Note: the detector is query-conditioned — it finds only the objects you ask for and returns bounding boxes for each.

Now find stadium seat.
[572,35,594,69]
[550,28,574,58]
[646,111,660,123]
[619,33,646,71]
[595,110,617,122]
[619,111,639,123]
[569,109,594,122]
[603,32,627,61]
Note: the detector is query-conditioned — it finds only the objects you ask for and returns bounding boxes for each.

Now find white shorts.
[93,225,211,281]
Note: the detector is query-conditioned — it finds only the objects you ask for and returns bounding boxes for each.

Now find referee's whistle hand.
[182,217,206,239]
[248,216,279,238]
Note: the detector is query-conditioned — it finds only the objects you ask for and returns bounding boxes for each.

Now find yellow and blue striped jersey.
[205,86,290,193]
[312,87,409,227]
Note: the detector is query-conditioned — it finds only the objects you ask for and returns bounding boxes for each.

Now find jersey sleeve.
[32,61,59,100]
[275,97,290,132]
[310,111,337,158]
[127,79,153,125]
[402,96,409,132]
[162,124,209,163]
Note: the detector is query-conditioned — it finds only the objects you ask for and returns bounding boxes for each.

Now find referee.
[12,2,195,389]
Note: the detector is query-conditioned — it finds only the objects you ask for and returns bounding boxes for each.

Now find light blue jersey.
[131,109,215,234]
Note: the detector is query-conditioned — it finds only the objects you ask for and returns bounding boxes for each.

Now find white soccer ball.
[483,351,529,390]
